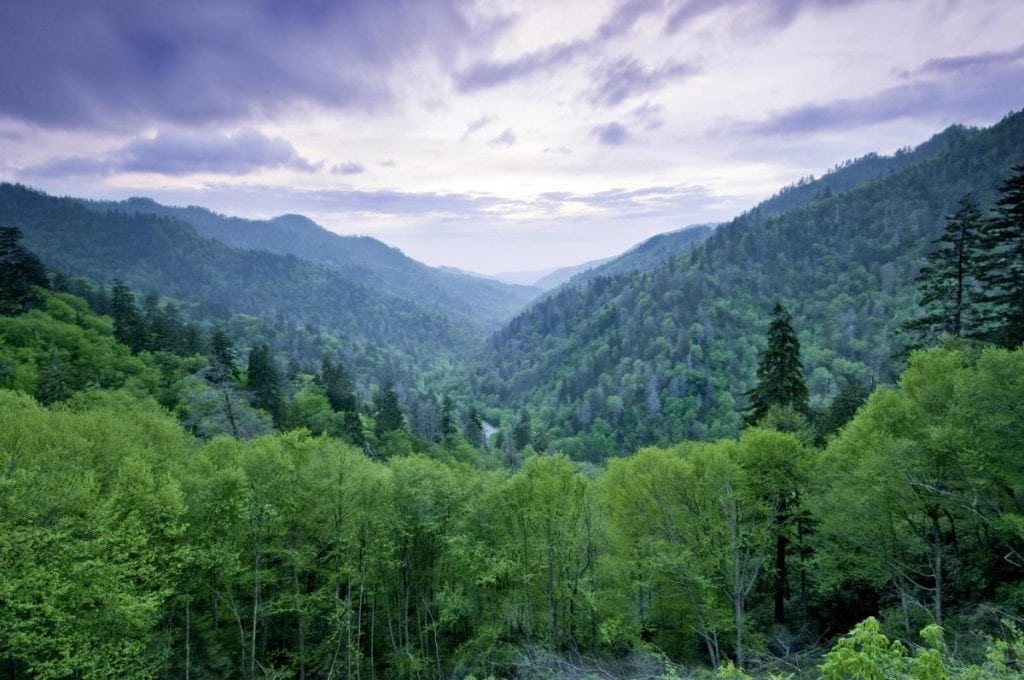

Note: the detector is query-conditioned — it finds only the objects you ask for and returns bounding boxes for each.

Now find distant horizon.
[3,0,1023,273]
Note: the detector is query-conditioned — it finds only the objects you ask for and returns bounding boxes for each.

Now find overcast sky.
[2,0,1023,275]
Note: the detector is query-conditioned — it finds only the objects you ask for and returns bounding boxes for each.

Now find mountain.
[473,111,1024,459]
[561,224,716,288]
[493,267,559,286]
[0,183,474,383]
[532,256,614,290]
[79,198,539,333]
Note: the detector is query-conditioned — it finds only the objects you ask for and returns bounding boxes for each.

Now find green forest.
[2,111,1024,678]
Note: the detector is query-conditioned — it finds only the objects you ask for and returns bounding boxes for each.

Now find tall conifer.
[745,303,808,426]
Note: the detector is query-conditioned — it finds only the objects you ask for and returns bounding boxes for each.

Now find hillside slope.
[0,184,473,380]
[475,112,1024,458]
[81,199,539,332]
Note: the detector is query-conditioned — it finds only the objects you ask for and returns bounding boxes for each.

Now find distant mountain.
[532,257,614,290]
[563,225,717,288]
[0,183,475,383]
[80,198,539,333]
[493,268,559,286]
[474,111,1024,458]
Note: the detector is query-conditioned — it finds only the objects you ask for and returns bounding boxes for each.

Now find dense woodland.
[472,111,1024,457]
[1,111,1024,678]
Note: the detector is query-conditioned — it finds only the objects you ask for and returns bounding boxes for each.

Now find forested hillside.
[0,184,474,386]
[81,197,540,332]
[3,278,1023,678]
[474,111,1024,457]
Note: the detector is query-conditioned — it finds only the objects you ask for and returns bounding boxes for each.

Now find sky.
[2,0,1023,276]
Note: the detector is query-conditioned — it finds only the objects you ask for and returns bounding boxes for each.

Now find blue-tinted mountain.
[79,198,539,333]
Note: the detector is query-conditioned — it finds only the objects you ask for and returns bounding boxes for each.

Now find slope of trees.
[472,110,1024,458]
[2,337,1023,678]
[80,198,540,333]
[0,183,476,389]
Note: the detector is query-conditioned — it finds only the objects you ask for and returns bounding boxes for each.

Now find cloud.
[331,162,366,175]
[732,59,1024,136]
[455,39,590,91]
[665,0,867,35]
[597,0,665,39]
[380,159,397,168]
[914,43,1024,76]
[455,0,665,92]
[592,122,631,145]
[0,0,471,129]
[589,57,697,107]
[462,115,497,139]
[22,129,316,177]
[489,128,517,146]
[631,102,665,130]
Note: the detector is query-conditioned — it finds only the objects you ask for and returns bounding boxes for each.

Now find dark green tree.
[979,165,1024,347]
[440,394,458,439]
[512,407,532,451]
[374,379,404,434]
[904,195,986,345]
[817,380,871,441]
[208,327,239,384]
[318,356,358,413]
[0,226,48,314]
[247,344,285,426]
[343,410,366,448]
[110,280,145,353]
[463,406,485,448]
[745,303,809,426]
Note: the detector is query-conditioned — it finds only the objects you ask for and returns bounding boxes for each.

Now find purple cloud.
[0,0,470,129]
[735,60,1024,136]
[331,162,366,175]
[489,128,517,146]
[23,129,316,177]
[455,0,665,92]
[592,122,631,145]
[462,115,497,139]
[915,43,1024,76]
[597,0,664,39]
[455,40,590,91]
[590,57,697,107]
[665,0,867,35]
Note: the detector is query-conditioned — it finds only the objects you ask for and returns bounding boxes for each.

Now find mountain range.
[2,110,1022,454]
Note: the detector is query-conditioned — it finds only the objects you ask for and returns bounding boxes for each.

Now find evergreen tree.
[110,280,144,353]
[979,165,1024,347]
[745,303,809,426]
[904,194,986,346]
[374,379,404,434]
[247,344,285,426]
[342,410,366,448]
[319,355,357,413]
[0,226,48,314]
[512,407,532,450]
[464,406,485,448]
[440,394,458,439]
[208,327,239,384]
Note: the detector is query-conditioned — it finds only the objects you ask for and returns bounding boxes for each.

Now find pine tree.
[110,280,144,353]
[208,327,239,384]
[904,194,986,346]
[512,408,532,451]
[464,406,485,448]
[979,165,1024,347]
[0,226,48,314]
[247,344,285,426]
[319,356,357,413]
[745,303,809,426]
[440,395,458,439]
[374,379,404,434]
